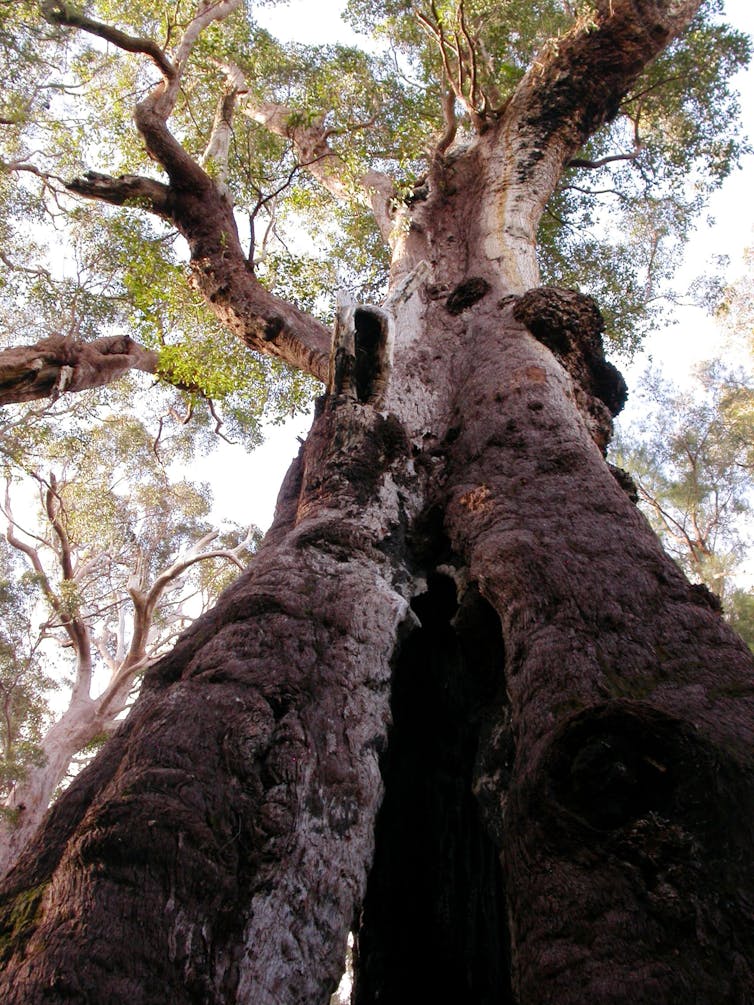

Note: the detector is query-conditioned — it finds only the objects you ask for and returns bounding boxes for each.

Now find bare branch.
[41,0,176,79]
[0,253,52,280]
[244,100,397,245]
[122,530,249,677]
[206,397,235,443]
[568,148,642,170]
[66,170,171,215]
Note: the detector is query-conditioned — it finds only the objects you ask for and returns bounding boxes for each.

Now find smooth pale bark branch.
[0,334,159,406]
[156,0,243,119]
[201,62,248,186]
[477,0,704,290]
[244,99,397,245]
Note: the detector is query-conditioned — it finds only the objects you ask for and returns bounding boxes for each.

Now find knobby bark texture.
[2,278,753,1004]
[0,334,158,406]
[3,0,754,1002]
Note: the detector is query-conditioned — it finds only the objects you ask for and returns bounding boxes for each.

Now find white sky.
[202,0,754,533]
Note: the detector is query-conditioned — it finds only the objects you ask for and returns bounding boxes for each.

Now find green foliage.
[613,360,754,648]
[0,552,58,802]
[2,0,748,375]
[727,589,754,651]
[717,246,754,344]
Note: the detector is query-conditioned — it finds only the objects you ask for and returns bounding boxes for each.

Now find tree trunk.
[1,164,754,1004]
[0,694,123,875]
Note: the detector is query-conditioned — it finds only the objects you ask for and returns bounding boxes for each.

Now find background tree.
[0,550,58,815]
[0,398,259,872]
[1,2,754,1004]
[615,361,754,639]
[615,246,754,645]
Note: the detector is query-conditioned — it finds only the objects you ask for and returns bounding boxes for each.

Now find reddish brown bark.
[1,284,753,1004]
[0,333,158,405]
[2,1,752,1002]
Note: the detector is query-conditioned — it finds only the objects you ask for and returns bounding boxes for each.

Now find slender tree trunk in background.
[0,699,107,876]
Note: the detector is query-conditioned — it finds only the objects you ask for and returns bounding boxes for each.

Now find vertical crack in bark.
[329,299,392,407]
[353,573,515,1005]
[353,309,390,406]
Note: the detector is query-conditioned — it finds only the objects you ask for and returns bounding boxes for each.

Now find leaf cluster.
[614,358,754,647]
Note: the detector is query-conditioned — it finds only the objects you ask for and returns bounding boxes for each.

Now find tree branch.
[65,171,171,215]
[482,0,704,289]
[436,88,458,155]
[568,148,642,169]
[0,333,159,407]
[107,529,251,713]
[41,0,176,78]
[4,482,93,695]
[244,99,397,246]
[201,61,248,187]
[50,0,330,381]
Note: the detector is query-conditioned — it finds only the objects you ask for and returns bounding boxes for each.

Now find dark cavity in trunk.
[353,572,515,1005]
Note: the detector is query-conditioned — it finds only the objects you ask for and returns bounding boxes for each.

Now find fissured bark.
[1,283,753,1005]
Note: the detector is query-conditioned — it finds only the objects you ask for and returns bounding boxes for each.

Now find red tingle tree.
[0,1,753,1002]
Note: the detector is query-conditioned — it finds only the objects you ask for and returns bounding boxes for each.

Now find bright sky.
[202,0,754,534]
[637,0,754,370]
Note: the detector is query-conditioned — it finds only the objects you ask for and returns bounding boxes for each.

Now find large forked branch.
[483,0,704,290]
[47,1,331,383]
[0,333,159,407]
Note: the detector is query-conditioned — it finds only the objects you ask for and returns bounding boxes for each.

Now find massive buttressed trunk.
[1,0,754,1002]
